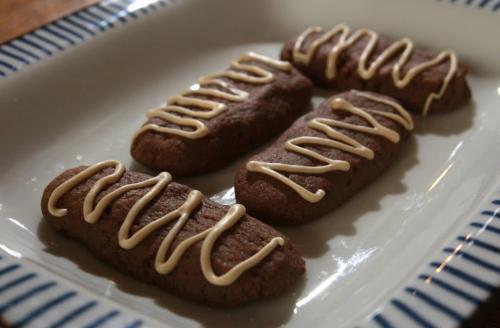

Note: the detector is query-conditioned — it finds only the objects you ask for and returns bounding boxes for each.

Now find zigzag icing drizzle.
[133,52,291,141]
[292,24,458,115]
[48,160,284,286]
[246,91,413,203]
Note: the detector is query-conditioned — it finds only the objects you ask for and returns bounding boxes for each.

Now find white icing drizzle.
[246,91,413,203]
[47,160,284,286]
[292,24,458,115]
[133,52,292,141]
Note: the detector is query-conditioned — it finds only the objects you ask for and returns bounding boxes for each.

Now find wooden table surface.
[0,0,99,44]
[0,0,498,327]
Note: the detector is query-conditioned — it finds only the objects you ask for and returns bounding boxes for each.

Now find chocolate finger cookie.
[131,52,313,176]
[41,160,305,306]
[235,90,413,225]
[281,24,471,115]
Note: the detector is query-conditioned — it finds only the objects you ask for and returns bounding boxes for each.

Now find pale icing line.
[246,91,413,203]
[132,52,292,141]
[292,24,458,115]
[48,160,284,286]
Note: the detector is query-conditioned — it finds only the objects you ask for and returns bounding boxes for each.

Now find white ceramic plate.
[1,0,500,327]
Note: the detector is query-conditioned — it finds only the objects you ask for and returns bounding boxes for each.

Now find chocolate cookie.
[41,160,305,306]
[131,52,313,176]
[281,24,471,115]
[235,90,413,224]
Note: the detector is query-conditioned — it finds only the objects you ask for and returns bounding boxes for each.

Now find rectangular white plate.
[1,0,500,327]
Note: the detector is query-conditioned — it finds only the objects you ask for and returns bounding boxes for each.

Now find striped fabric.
[0,0,172,78]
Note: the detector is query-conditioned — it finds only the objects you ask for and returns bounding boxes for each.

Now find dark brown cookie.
[131,52,313,176]
[235,90,413,225]
[281,25,470,115]
[41,161,305,306]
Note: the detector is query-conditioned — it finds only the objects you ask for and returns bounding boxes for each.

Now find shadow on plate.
[37,221,304,328]
[413,100,475,136]
[279,136,419,259]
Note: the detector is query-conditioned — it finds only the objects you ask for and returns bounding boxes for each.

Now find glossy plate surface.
[0,0,499,327]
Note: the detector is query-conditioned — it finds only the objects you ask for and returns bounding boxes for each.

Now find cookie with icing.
[131,52,313,176]
[280,24,470,115]
[235,90,413,225]
[41,160,305,306]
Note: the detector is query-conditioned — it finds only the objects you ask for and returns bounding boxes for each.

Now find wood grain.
[0,0,99,44]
